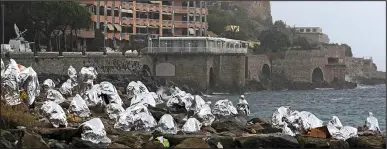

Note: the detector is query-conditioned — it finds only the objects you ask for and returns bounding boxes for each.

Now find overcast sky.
[271,1,386,71]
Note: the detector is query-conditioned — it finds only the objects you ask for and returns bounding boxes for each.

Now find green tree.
[258,29,291,52]
[342,43,353,57]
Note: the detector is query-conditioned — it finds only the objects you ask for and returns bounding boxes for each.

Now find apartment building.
[77,0,208,43]
[295,27,330,44]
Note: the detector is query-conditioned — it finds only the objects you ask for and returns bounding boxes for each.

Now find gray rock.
[237,133,300,148]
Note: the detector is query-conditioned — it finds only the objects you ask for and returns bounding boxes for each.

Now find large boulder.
[21,132,49,148]
[163,134,207,146]
[211,116,247,133]
[236,133,300,148]
[34,127,80,142]
[296,136,349,148]
[174,138,210,148]
[115,131,153,148]
[346,136,386,148]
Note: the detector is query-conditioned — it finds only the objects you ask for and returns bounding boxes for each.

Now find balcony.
[149,19,160,27]
[145,47,247,54]
[76,30,95,38]
[162,20,172,28]
[136,18,148,26]
[174,21,188,28]
[122,2,134,10]
[173,21,207,28]
[92,15,119,24]
[162,6,173,13]
[106,33,121,40]
[122,17,134,25]
[173,6,207,15]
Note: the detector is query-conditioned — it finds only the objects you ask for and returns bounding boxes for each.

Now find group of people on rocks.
[0,58,382,146]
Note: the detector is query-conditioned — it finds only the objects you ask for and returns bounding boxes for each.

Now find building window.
[312,28,317,32]
[306,29,311,32]
[299,29,304,32]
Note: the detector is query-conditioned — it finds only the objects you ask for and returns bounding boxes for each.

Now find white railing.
[145,47,247,54]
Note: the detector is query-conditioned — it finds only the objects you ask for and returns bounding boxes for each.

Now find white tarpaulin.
[59,79,73,96]
[106,103,125,121]
[130,92,156,107]
[182,117,202,133]
[41,101,68,128]
[196,101,215,126]
[327,116,358,140]
[366,112,381,132]
[19,66,40,106]
[68,94,91,118]
[114,104,157,131]
[212,99,238,117]
[83,85,103,107]
[99,81,123,106]
[80,118,111,144]
[43,79,55,90]
[157,114,178,134]
[46,89,66,104]
[1,59,21,105]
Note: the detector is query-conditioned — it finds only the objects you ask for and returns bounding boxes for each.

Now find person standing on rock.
[237,95,250,116]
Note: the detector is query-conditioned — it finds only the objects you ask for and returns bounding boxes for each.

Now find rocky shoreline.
[1,59,385,148]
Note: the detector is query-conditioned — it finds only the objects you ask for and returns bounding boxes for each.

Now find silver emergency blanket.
[43,79,55,90]
[40,101,68,128]
[212,99,238,117]
[19,66,40,106]
[80,118,111,144]
[327,116,358,140]
[68,65,78,87]
[82,85,103,107]
[1,59,21,105]
[191,95,206,113]
[237,99,250,116]
[114,104,157,131]
[182,118,202,133]
[156,87,173,102]
[99,81,123,106]
[196,101,215,126]
[157,114,178,134]
[1,59,4,72]
[106,103,125,121]
[151,92,164,105]
[68,94,91,118]
[271,106,323,136]
[126,81,149,98]
[78,67,98,93]
[59,79,73,96]
[130,92,156,107]
[46,89,66,104]
[366,112,381,132]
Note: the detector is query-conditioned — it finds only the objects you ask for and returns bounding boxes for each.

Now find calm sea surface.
[206,84,386,131]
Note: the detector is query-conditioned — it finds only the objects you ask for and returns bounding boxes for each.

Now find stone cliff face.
[233,1,272,25]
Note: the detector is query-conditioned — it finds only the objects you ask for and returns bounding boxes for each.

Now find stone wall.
[246,55,271,82]
[1,52,143,88]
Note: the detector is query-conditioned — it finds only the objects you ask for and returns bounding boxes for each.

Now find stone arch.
[260,64,271,85]
[209,67,216,90]
[312,67,324,83]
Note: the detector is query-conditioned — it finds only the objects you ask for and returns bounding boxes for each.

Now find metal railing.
[145,47,247,54]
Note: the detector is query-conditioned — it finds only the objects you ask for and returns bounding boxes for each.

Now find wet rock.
[34,127,80,142]
[0,130,17,148]
[115,131,153,148]
[148,106,168,121]
[47,139,69,148]
[174,138,210,148]
[163,134,207,146]
[100,117,120,135]
[246,123,264,134]
[346,136,386,148]
[59,100,71,110]
[143,141,166,148]
[171,113,187,124]
[257,123,282,134]
[0,138,15,148]
[22,132,49,148]
[296,136,349,148]
[248,117,268,125]
[201,126,217,134]
[108,143,130,148]
[71,137,108,148]
[212,117,246,133]
[237,133,300,148]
